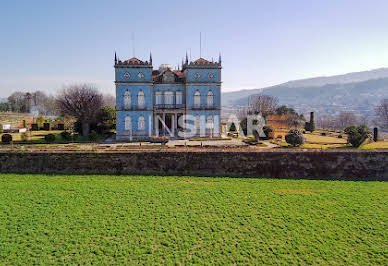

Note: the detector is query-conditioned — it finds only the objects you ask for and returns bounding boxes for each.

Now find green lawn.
[0,175,386,264]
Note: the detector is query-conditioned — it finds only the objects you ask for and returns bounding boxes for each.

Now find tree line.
[238,94,388,132]
[1,85,116,137]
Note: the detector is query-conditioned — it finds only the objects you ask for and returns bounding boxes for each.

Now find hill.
[222,68,388,116]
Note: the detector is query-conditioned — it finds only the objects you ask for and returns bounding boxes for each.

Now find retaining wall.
[0,151,387,180]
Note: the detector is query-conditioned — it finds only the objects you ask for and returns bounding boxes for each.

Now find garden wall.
[0,151,387,180]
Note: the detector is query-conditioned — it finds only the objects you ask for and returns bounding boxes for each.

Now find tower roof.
[115,56,152,67]
[183,56,221,69]
[192,58,212,65]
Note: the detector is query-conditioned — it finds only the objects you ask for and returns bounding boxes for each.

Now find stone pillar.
[163,113,166,136]
[172,113,175,137]
[155,114,159,136]
[374,127,379,142]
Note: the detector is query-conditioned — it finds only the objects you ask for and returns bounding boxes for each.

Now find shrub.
[45,134,56,143]
[285,129,305,147]
[0,124,3,134]
[1,134,12,143]
[43,123,51,131]
[321,132,327,136]
[344,125,356,135]
[305,122,315,132]
[21,132,29,141]
[229,122,236,132]
[88,130,98,142]
[61,131,72,141]
[31,124,39,131]
[347,125,372,148]
[338,135,343,138]
[262,126,273,139]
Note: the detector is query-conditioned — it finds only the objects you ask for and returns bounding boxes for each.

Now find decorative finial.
[149,52,152,65]
[114,52,117,64]
[185,52,188,64]
[218,53,222,65]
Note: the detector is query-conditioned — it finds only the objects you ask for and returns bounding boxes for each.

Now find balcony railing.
[154,104,185,109]
[192,104,218,110]
[117,106,149,111]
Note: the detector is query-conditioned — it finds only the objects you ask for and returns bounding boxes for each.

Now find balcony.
[154,104,185,110]
[117,106,149,111]
[192,104,218,110]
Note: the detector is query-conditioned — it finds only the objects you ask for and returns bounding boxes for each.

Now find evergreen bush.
[1,134,13,143]
[285,129,305,147]
[45,134,56,143]
[347,125,372,148]
[88,130,98,142]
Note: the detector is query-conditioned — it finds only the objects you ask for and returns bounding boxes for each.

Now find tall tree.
[8,91,28,112]
[56,84,103,137]
[375,98,388,131]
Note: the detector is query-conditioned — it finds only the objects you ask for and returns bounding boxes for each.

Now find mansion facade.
[115,53,221,140]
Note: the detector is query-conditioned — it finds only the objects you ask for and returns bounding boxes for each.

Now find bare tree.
[375,98,388,131]
[56,84,103,137]
[358,115,369,127]
[249,95,279,118]
[337,112,358,130]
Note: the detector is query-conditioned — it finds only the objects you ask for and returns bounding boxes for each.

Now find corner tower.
[183,55,222,137]
[115,55,153,140]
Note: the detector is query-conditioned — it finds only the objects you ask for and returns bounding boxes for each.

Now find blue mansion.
[114,53,222,140]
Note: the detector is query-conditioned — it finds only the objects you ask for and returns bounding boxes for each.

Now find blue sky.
[1,0,388,97]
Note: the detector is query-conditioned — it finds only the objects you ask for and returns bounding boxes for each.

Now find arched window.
[125,116,132,131]
[207,90,214,107]
[206,115,214,129]
[165,91,174,105]
[195,115,200,131]
[194,90,201,108]
[156,91,163,105]
[138,115,145,131]
[124,90,131,109]
[176,91,183,105]
[137,90,145,109]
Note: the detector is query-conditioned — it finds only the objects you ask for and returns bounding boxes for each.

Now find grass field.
[4,130,63,142]
[303,134,347,144]
[0,174,386,264]
[361,141,388,149]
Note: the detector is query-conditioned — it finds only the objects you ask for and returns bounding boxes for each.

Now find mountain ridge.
[222,68,388,117]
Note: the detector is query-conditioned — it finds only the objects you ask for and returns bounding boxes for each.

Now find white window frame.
[125,116,132,131]
[207,90,214,107]
[138,115,145,131]
[195,114,200,131]
[137,90,145,109]
[176,91,183,105]
[124,90,131,109]
[206,115,214,129]
[156,91,163,105]
[164,91,174,105]
[194,90,201,108]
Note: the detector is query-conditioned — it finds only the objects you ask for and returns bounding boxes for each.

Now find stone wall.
[0,151,387,180]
